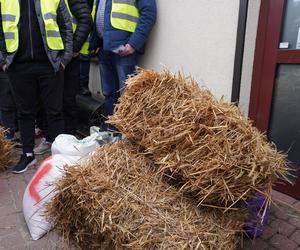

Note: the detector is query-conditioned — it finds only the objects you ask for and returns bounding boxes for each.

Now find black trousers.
[63,57,79,135]
[79,54,90,90]
[0,71,17,132]
[7,62,64,154]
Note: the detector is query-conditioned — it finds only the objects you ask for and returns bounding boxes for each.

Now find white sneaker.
[34,138,51,155]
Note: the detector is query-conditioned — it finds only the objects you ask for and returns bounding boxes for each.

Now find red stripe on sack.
[28,156,53,203]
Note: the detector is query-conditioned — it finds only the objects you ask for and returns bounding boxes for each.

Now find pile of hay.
[46,140,245,250]
[0,127,14,172]
[109,69,289,209]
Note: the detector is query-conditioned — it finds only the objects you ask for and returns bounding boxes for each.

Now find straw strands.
[0,127,14,172]
[46,140,245,250]
[109,69,290,209]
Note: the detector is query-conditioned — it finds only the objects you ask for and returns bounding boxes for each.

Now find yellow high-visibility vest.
[64,0,77,33]
[80,2,97,55]
[111,0,140,33]
[0,0,64,53]
[64,0,96,55]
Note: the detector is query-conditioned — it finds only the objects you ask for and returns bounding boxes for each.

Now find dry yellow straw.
[109,69,290,209]
[46,140,245,250]
[0,127,14,172]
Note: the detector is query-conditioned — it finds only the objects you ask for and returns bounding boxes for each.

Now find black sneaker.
[12,154,37,174]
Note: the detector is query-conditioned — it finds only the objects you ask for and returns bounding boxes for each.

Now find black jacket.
[87,0,94,8]
[68,0,93,53]
[0,0,73,72]
[14,0,49,63]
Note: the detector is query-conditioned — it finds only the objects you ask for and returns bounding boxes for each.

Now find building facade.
[140,0,300,199]
[89,0,300,199]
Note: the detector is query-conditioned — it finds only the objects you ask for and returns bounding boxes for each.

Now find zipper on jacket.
[28,0,34,59]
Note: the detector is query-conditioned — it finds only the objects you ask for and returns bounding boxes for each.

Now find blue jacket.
[90,0,156,54]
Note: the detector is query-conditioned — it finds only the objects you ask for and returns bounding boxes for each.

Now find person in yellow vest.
[33,0,93,155]
[60,0,93,136]
[79,0,96,96]
[0,0,73,173]
[89,0,157,131]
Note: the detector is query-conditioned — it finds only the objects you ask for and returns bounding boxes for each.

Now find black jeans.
[64,57,79,135]
[7,62,64,154]
[0,71,17,133]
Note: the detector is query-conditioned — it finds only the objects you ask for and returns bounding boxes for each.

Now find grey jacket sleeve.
[57,0,73,66]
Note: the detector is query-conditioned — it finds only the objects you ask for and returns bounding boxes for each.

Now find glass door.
[250,0,300,198]
[268,65,300,183]
[280,0,300,50]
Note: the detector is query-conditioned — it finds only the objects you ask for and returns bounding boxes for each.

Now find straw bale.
[46,140,244,250]
[0,127,14,172]
[108,69,290,209]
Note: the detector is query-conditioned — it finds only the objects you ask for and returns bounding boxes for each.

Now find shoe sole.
[12,159,37,174]
[34,148,51,155]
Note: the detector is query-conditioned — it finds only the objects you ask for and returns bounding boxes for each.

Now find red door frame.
[249,0,300,199]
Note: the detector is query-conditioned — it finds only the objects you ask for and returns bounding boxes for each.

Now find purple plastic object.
[243,192,270,238]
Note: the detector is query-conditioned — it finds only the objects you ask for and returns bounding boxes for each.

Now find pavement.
[0,147,300,250]
[241,191,300,250]
[0,148,67,250]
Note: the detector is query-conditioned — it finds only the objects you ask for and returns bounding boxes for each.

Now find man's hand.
[60,62,65,70]
[119,44,135,57]
[73,52,80,58]
[90,48,100,56]
[2,64,7,72]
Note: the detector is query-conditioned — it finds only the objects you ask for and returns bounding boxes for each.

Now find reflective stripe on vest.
[0,0,64,52]
[111,0,140,33]
[40,0,64,50]
[0,0,20,53]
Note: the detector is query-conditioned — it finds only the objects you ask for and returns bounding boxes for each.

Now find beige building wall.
[140,0,240,99]
[89,0,261,114]
[239,0,261,116]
